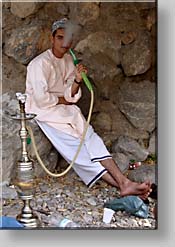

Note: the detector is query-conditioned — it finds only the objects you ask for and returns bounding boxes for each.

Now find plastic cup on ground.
[103,208,115,224]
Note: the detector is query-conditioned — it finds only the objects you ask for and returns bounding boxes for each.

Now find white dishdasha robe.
[25,49,85,138]
[25,49,112,186]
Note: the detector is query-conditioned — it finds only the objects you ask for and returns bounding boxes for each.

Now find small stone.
[143,219,152,227]
[86,198,97,206]
[121,31,137,45]
[40,184,49,193]
[128,219,138,227]
[116,210,123,216]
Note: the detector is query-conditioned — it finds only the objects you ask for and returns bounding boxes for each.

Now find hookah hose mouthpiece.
[69,48,93,92]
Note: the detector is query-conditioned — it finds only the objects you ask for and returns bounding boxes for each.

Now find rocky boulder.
[91,112,112,132]
[118,80,155,132]
[10,2,45,18]
[112,152,130,173]
[87,53,122,83]
[2,6,21,31]
[148,131,156,154]
[1,183,18,200]
[4,22,51,64]
[128,164,156,184]
[112,136,149,162]
[2,54,26,94]
[69,2,100,26]
[120,31,152,76]
[75,31,121,65]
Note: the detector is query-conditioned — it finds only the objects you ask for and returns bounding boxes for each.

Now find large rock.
[140,7,156,31]
[1,92,58,183]
[112,136,149,162]
[75,31,121,65]
[112,153,130,173]
[1,184,18,199]
[98,3,150,32]
[91,112,112,132]
[2,2,11,9]
[148,131,156,154]
[33,148,59,178]
[120,31,152,76]
[92,98,149,143]
[86,53,121,82]
[4,22,50,64]
[69,2,100,26]
[10,2,45,18]
[2,55,26,93]
[128,164,156,184]
[118,80,155,132]
[38,2,69,22]
[2,6,21,30]
[95,77,115,101]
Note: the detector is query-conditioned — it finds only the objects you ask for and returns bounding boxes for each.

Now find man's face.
[51,28,72,58]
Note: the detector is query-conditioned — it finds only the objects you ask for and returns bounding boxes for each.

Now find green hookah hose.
[69,48,93,92]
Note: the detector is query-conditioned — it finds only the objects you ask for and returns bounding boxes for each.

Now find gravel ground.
[2,169,157,230]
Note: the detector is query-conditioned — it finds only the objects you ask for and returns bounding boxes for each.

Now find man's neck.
[52,48,64,59]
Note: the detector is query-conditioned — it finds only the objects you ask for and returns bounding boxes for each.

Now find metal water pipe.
[10,93,39,228]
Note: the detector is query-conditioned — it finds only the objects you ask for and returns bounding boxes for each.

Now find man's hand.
[57,97,72,105]
[75,63,87,82]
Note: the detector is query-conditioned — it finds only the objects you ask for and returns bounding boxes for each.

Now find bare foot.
[120,180,151,199]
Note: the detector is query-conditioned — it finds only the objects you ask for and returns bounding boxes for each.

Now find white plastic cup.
[103,208,115,224]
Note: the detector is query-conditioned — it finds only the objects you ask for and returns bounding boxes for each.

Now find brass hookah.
[10,93,39,228]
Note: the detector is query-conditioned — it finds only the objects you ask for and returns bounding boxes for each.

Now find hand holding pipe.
[69,49,93,92]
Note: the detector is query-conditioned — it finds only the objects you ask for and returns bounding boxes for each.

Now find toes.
[143,180,151,187]
[141,181,152,192]
[139,193,149,200]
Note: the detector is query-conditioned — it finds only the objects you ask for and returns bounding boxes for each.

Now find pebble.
[142,219,152,227]
[2,173,157,229]
[2,185,18,199]
[86,198,97,206]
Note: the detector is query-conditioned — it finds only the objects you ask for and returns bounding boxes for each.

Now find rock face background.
[1,2,157,185]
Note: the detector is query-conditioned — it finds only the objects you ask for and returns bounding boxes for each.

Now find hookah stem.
[19,101,29,161]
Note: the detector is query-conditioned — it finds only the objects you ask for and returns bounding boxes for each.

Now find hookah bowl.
[10,93,39,228]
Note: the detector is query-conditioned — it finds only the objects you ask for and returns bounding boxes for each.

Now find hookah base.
[17,212,40,228]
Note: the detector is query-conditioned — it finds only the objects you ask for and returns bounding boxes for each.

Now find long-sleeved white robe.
[25,49,111,186]
[25,49,86,138]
